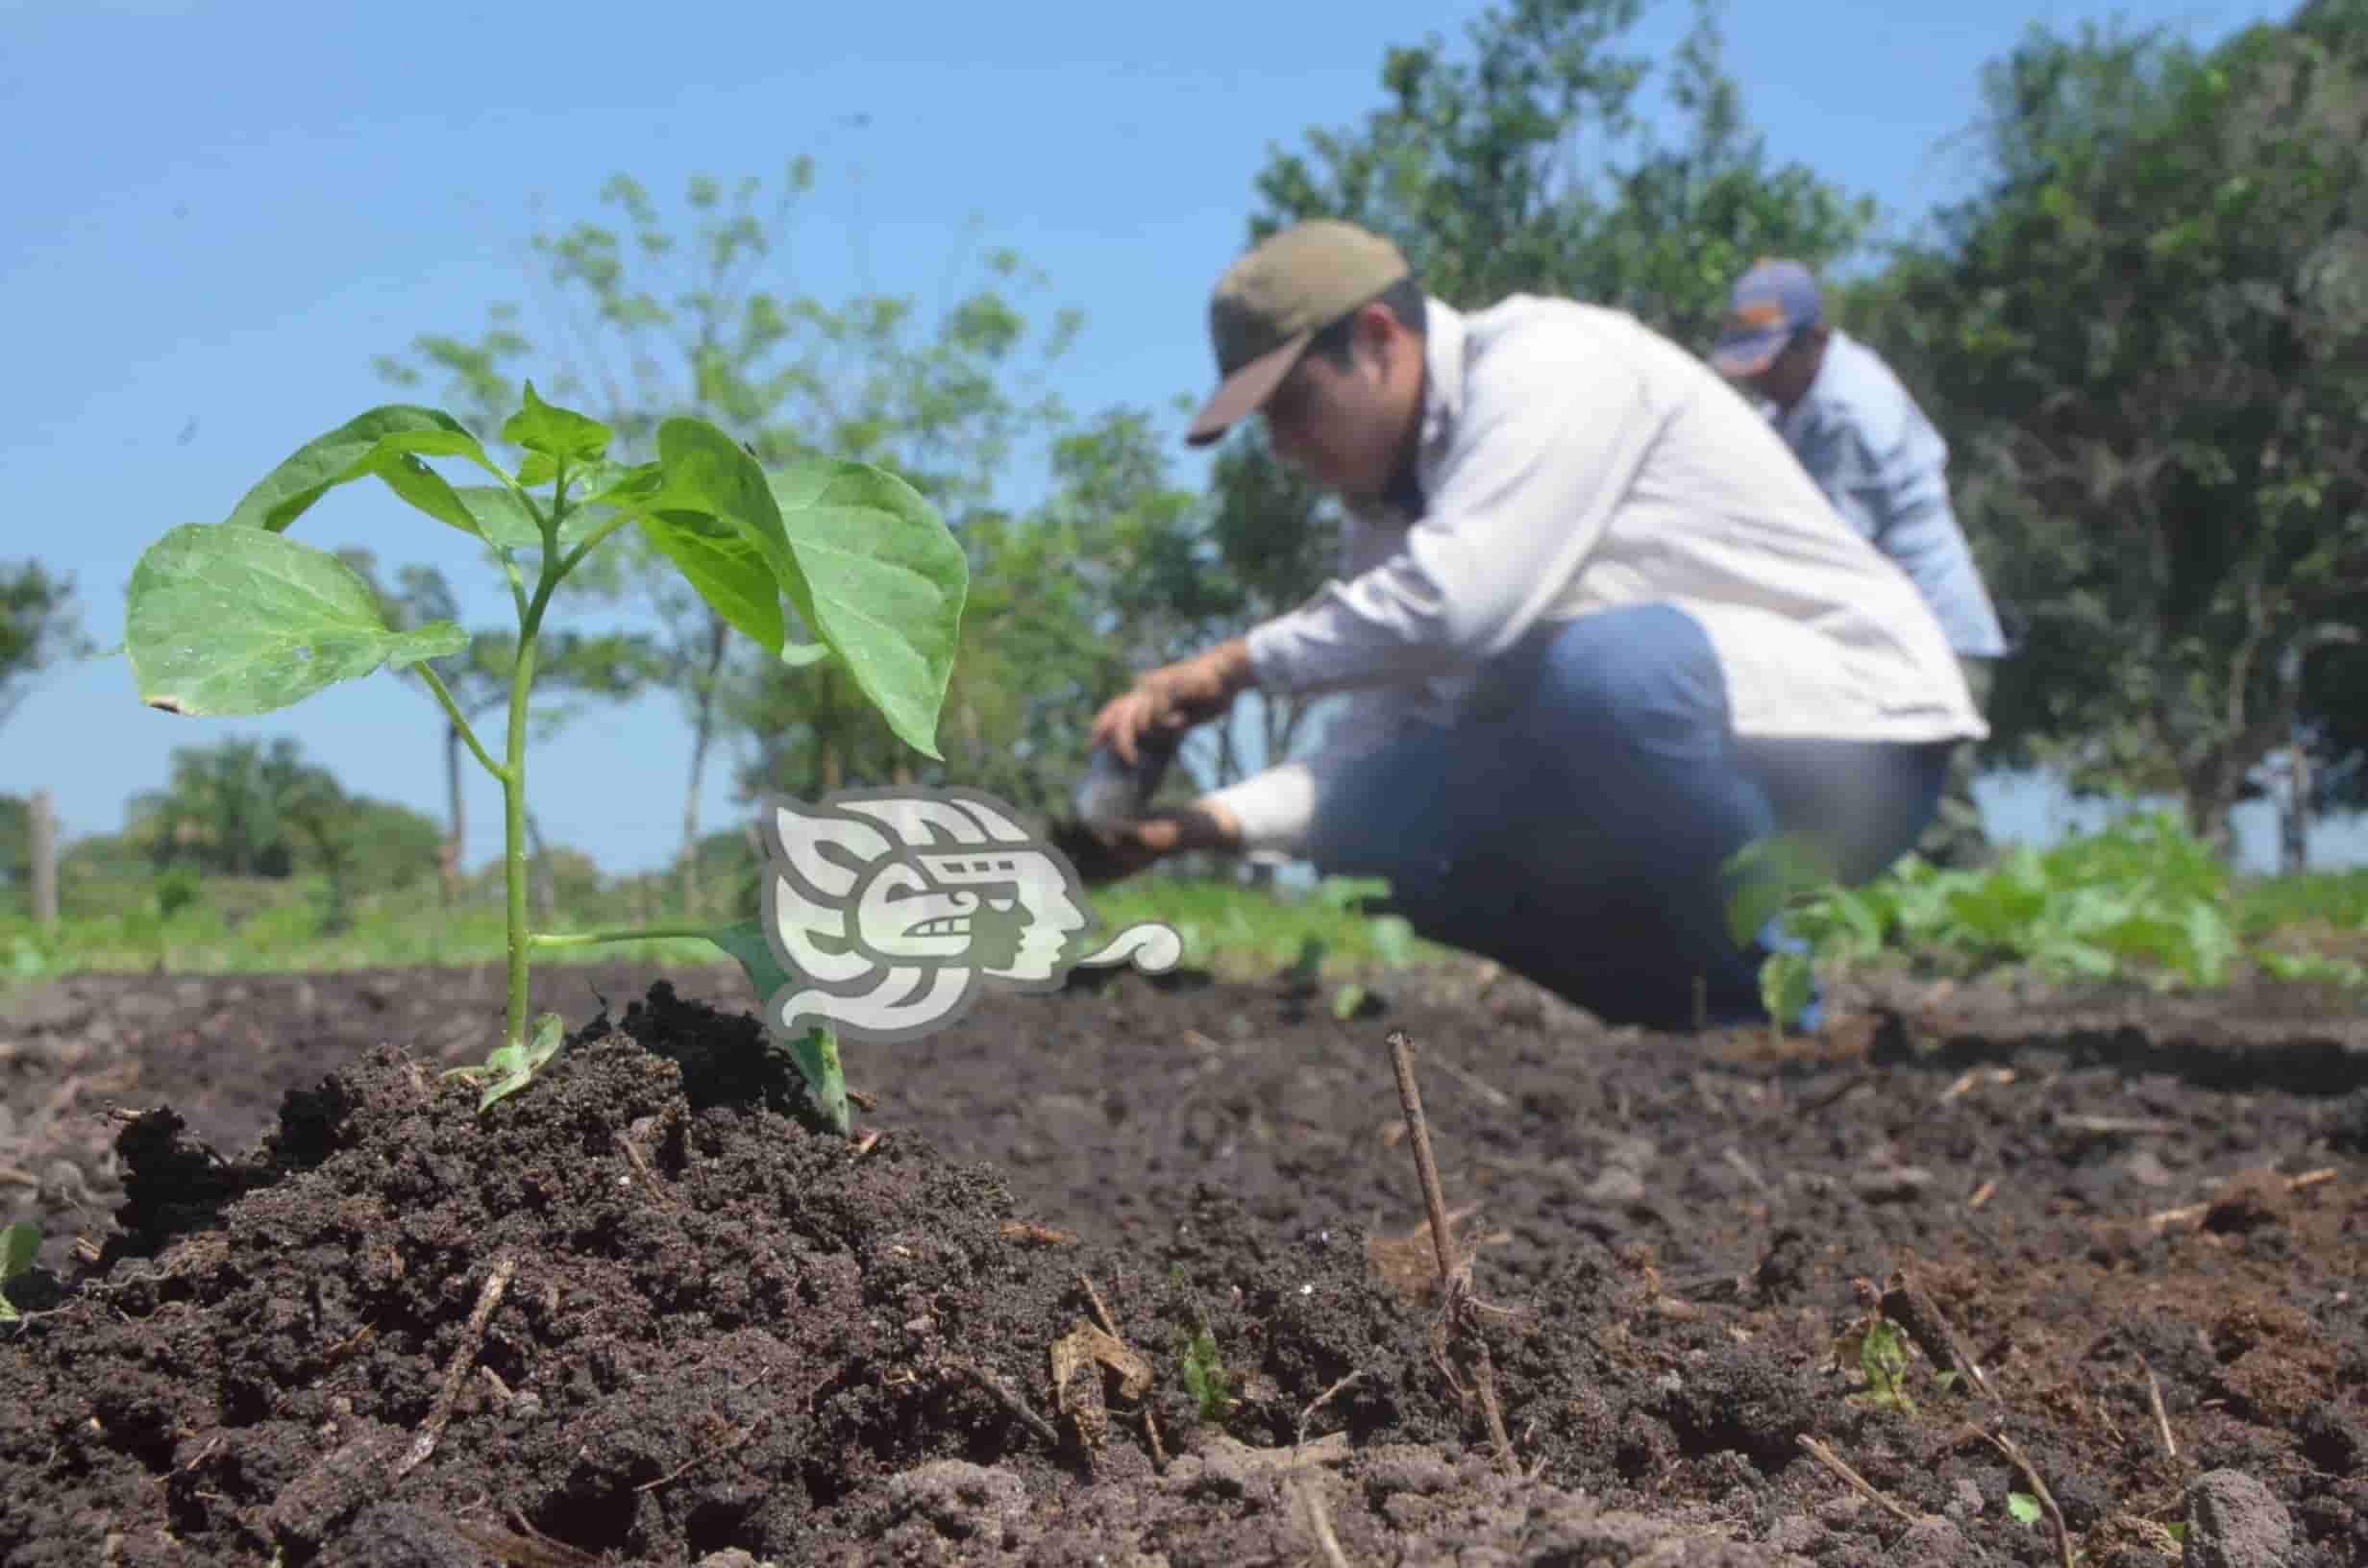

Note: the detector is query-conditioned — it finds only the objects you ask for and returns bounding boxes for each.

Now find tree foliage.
[1873,11,2368,850]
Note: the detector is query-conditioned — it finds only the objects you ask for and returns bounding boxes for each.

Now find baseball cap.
[1709,258,1822,377]
[1184,220,1412,448]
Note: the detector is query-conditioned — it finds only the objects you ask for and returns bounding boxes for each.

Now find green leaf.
[453,485,548,551]
[635,504,787,653]
[1331,982,1369,1019]
[768,457,969,761]
[1760,949,1816,1027]
[472,1012,566,1113]
[1,1221,37,1281]
[502,380,612,467]
[778,641,833,669]
[703,919,851,1135]
[126,524,468,717]
[0,1220,36,1323]
[2007,1491,2042,1527]
[225,405,503,536]
[627,425,794,655]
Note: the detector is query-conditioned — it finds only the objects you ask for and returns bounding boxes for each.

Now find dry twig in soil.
[946,1356,1063,1451]
[2142,1360,2177,1458]
[2145,1166,2335,1232]
[397,1250,517,1478]
[1384,1027,1517,1479]
[1297,1370,1367,1450]
[1078,1271,1168,1470]
[1797,1434,1919,1525]
[1987,1428,2076,1568]
[1880,1268,1996,1403]
[1292,1475,1355,1568]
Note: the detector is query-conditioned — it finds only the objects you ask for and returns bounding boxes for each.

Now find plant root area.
[2,959,2364,1566]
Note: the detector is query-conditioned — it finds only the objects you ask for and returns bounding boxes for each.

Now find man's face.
[1735,326,1826,411]
[1259,312,1413,505]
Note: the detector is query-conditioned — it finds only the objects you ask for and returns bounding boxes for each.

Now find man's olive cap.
[1185,219,1412,447]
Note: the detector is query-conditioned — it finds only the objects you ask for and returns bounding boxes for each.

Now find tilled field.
[1,956,2363,1565]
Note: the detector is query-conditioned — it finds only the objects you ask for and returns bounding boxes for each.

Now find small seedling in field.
[2007,1491,2043,1526]
[1179,1317,1233,1423]
[1314,875,1417,1019]
[0,1222,40,1323]
[119,385,966,1135]
[443,1012,565,1113]
[1832,1310,1919,1414]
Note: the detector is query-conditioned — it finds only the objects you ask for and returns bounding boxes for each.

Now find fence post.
[30,787,59,928]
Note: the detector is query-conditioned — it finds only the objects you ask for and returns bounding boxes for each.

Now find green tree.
[1876,11,2368,853]
[127,736,322,879]
[1,561,89,734]
[379,167,1079,912]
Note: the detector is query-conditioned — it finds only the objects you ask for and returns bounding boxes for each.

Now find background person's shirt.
[1768,329,2008,661]
[1202,293,1988,856]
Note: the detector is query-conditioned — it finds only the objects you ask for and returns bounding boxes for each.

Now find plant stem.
[501,555,566,1052]
[414,666,504,782]
[528,924,722,950]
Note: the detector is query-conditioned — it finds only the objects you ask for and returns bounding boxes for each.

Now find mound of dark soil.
[0,982,1490,1566]
[3,960,2365,1566]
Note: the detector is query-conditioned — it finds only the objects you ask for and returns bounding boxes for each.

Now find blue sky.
[5,0,2347,879]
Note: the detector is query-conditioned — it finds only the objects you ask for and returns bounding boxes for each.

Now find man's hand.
[1046,801,1245,887]
[1089,638,1256,765]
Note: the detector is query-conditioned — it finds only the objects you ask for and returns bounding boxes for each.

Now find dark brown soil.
[2,955,2364,1566]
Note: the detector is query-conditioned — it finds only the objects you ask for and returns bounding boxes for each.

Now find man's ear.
[1350,302,1399,374]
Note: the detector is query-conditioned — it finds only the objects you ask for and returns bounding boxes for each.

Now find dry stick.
[1427,1050,1513,1113]
[1078,1272,1168,1469]
[1292,1474,1355,1568]
[947,1357,1062,1451]
[2146,1167,2337,1232]
[634,1366,778,1493]
[397,1251,518,1478]
[1989,1429,2075,1568]
[2142,1360,2178,1459]
[1384,1028,1517,1479]
[1297,1370,1368,1450]
[1797,1434,1919,1525]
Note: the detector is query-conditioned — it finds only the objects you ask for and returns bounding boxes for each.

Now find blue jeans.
[1300,603,1954,1030]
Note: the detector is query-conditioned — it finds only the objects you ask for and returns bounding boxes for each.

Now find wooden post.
[29,788,59,928]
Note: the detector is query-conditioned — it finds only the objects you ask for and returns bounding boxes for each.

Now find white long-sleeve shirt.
[1204,293,1989,855]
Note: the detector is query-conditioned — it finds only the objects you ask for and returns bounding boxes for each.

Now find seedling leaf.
[225,404,502,536]
[447,1012,567,1112]
[0,1221,37,1322]
[1760,949,1816,1029]
[704,918,851,1135]
[767,457,967,760]
[503,381,612,466]
[2007,1490,2042,1526]
[127,524,468,717]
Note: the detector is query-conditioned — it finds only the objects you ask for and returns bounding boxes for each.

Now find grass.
[10,833,2368,995]
[0,864,1454,988]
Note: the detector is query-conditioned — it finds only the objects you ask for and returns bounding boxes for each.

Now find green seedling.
[1833,1311,1918,1414]
[1315,874,1416,1019]
[1858,1316,1917,1413]
[1179,1317,1233,1424]
[119,385,965,1135]
[1723,832,1843,1036]
[2006,1491,2042,1526]
[0,1222,39,1323]
[443,1012,565,1113]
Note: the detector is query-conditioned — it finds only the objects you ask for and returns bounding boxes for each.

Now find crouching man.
[1081,220,1986,1032]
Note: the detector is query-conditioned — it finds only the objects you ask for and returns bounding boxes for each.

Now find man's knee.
[1514,603,1729,754]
